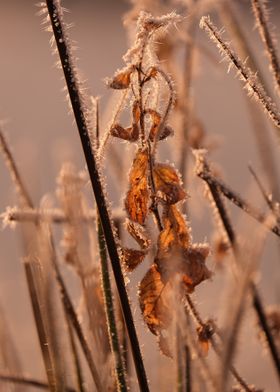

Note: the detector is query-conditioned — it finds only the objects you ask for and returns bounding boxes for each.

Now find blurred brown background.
[1,1,280,391]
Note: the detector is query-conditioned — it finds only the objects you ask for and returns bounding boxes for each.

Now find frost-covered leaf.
[139,264,171,335]
[125,148,149,225]
[153,163,186,204]
[110,123,139,142]
[181,244,212,293]
[122,247,146,271]
[108,67,134,89]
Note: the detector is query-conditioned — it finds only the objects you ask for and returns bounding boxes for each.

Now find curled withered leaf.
[125,219,151,250]
[110,123,139,142]
[132,100,141,124]
[153,163,186,204]
[139,264,171,335]
[145,109,161,141]
[158,125,174,141]
[143,66,158,84]
[157,205,191,258]
[125,148,149,225]
[108,66,134,89]
[182,244,212,293]
[196,323,214,356]
[156,206,211,291]
[121,247,146,272]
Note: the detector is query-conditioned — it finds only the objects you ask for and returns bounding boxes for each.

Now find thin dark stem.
[248,164,276,213]
[0,374,76,392]
[185,345,192,392]
[251,0,280,97]
[45,2,149,390]
[198,168,280,237]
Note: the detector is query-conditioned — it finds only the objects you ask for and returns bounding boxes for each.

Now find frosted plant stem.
[45,2,149,390]
[200,16,280,132]
[251,0,280,97]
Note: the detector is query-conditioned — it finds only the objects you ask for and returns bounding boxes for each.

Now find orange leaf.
[132,100,141,124]
[139,264,171,335]
[153,163,186,204]
[181,244,212,293]
[125,149,149,225]
[156,206,211,291]
[109,67,133,89]
[110,123,139,142]
[158,205,191,256]
[122,247,146,271]
[146,109,161,141]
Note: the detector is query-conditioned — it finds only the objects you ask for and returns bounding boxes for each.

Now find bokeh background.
[1,0,280,391]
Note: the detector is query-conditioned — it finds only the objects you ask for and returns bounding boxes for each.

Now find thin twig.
[197,164,280,237]
[200,16,280,131]
[251,0,280,97]
[45,2,149,390]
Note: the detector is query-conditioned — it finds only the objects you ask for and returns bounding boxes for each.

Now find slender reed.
[197,164,280,237]
[200,16,280,131]
[45,1,149,390]
[251,0,280,97]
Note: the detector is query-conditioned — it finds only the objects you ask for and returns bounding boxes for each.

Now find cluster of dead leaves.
[108,63,212,358]
[121,147,211,356]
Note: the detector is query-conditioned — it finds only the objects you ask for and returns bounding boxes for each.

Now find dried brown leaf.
[110,123,139,142]
[139,264,171,335]
[156,206,211,291]
[181,244,212,293]
[109,67,134,89]
[153,163,186,204]
[146,109,161,141]
[139,264,176,357]
[125,219,151,250]
[132,100,141,124]
[125,148,149,225]
[122,247,146,271]
[157,205,191,258]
